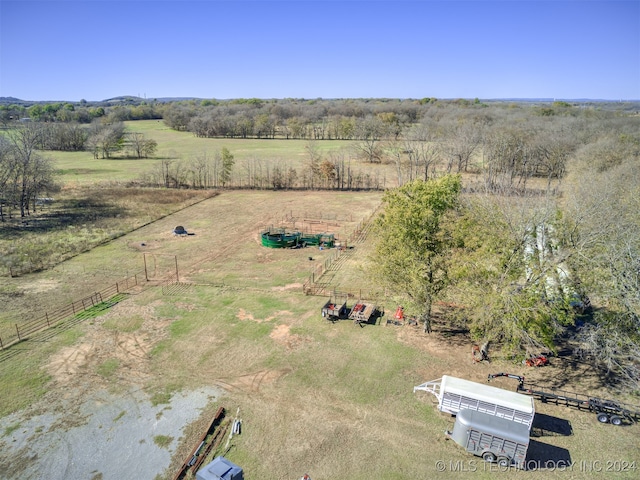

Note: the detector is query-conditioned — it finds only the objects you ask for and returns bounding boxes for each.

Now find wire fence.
[302,206,379,297]
[0,272,143,350]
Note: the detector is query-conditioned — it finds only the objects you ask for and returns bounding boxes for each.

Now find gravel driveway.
[0,386,221,480]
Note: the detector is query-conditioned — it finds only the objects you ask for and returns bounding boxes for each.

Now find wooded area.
[2,97,637,194]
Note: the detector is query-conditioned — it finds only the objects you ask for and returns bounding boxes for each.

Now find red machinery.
[524,355,549,367]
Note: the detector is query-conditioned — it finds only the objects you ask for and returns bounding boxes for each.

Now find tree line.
[139,142,386,191]
[1,121,157,158]
[3,98,638,196]
[2,98,639,215]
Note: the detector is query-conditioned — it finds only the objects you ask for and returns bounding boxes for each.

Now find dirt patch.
[45,301,170,389]
[236,308,256,322]
[236,309,294,323]
[174,302,198,312]
[47,342,95,380]
[270,324,310,350]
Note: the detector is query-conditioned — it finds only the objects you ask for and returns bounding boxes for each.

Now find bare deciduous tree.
[128,132,157,159]
[562,160,640,390]
[1,125,57,219]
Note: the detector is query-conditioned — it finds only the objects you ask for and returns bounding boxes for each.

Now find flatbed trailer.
[348,301,377,325]
[321,295,348,321]
[487,372,640,426]
[173,407,227,480]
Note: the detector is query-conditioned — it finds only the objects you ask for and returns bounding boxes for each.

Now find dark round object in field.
[174,226,187,235]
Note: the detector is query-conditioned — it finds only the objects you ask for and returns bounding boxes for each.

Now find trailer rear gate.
[453,409,529,468]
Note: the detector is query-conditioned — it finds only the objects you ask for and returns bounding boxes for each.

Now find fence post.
[116,281,119,294]
[15,324,20,341]
[46,312,50,327]
[0,336,3,349]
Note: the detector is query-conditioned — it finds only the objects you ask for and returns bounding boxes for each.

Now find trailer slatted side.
[441,392,534,427]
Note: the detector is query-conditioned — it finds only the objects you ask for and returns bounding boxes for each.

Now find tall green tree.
[373,175,461,332]
[220,147,235,187]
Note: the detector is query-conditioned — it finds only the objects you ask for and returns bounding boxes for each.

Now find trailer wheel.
[497,457,511,467]
[610,415,623,426]
[597,413,610,423]
[482,452,497,463]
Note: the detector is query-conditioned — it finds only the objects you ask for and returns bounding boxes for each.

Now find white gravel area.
[0,386,221,480]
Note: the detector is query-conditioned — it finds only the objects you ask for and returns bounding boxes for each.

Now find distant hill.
[0,96,204,106]
[0,97,29,105]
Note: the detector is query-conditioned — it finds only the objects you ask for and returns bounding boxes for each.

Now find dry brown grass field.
[1,188,639,479]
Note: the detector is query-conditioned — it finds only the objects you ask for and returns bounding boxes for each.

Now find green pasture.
[48,150,158,185]
[0,324,83,416]
[48,120,358,186]
[127,119,354,160]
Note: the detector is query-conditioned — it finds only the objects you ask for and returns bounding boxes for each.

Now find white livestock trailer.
[413,375,535,429]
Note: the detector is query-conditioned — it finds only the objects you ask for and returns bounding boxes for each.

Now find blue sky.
[1,0,638,101]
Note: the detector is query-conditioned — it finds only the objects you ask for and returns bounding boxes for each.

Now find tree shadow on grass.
[0,197,126,239]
